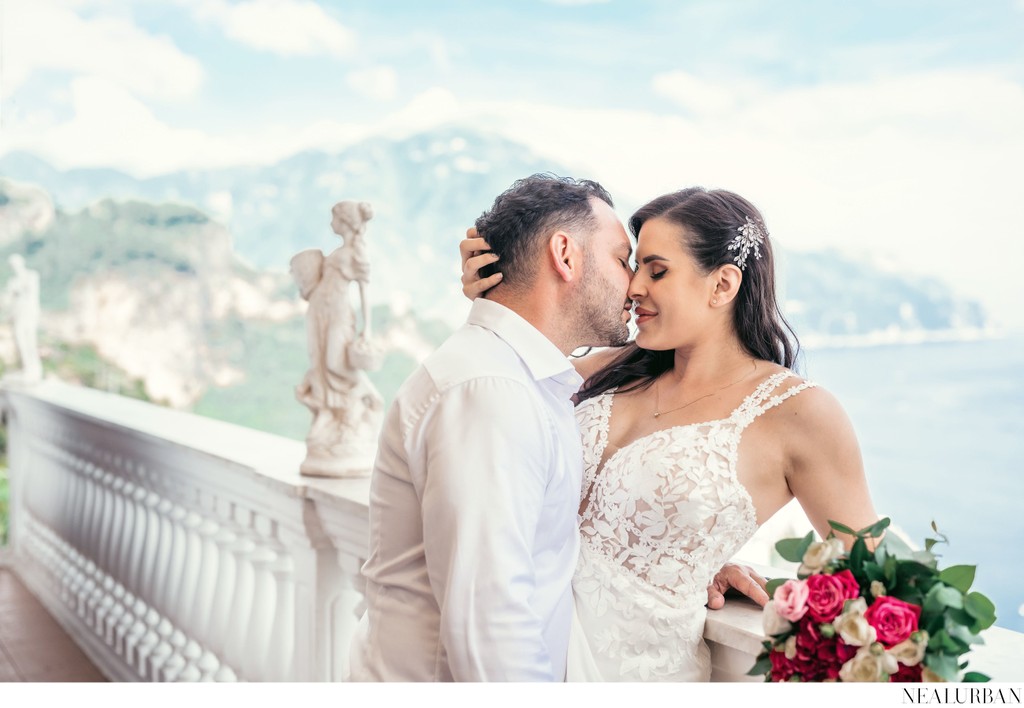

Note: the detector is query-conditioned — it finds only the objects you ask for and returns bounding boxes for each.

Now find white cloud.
[3,76,367,176]
[652,71,742,115]
[346,66,398,102]
[1,1,204,100]
[188,0,356,58]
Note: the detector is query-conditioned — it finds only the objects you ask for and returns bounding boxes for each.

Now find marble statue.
[2,254,42,384]
[291,201,384,477]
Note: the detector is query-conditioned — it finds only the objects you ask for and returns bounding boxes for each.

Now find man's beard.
[574,267,630,349]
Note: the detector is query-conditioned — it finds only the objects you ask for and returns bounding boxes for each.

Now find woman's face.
[628,217,715,351]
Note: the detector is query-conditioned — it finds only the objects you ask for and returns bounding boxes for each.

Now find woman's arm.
[783,386,880,547]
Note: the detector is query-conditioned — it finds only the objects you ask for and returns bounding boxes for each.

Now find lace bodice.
[576,371,816,601]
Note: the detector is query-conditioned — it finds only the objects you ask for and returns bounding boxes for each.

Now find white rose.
[784,635,798,660]
[889,631,929,667]
[870,580,887,598]
[799,537,845,575]
[834,599,877,647]
[839,644,899,682]
[762,600,793,636]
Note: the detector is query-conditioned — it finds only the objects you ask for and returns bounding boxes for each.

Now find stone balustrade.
[2,380,1021,682]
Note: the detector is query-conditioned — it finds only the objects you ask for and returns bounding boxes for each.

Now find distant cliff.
[0,128,993,433]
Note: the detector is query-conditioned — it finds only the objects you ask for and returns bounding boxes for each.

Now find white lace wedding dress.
[566,372,816,681]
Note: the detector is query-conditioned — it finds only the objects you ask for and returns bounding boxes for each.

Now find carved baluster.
[125,491,162,674]
[206,509,239,681]
[241,535,278,680]
[221,511,257,680]
[190,517,221,639]
[159,506,202,682]
[264,551,296,681]
[141,498,179,679]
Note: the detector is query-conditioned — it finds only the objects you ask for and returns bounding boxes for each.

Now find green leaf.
[924,652,961,682]
[849,537,869,572]
[939,565,976,594]
[924,584,964,614]
[963,671,992,683]
[948,623,985,647]
[862,561,885,583]
[878,533,915,561]
[828,520,856,536]
[746,655,772,677]
[765,577,787,598]
[925,538,938,552]
[911,550,940,569]
[858,517,891,538]
[882,554,898,583]
[775,531,815,564]
[964,592,997,631]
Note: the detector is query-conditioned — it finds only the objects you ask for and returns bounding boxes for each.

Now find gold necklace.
[653,360,756,419]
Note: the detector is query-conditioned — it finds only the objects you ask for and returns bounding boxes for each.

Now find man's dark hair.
[474,173,614,289]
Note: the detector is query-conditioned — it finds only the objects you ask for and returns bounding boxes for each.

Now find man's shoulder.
[420,323,528,389]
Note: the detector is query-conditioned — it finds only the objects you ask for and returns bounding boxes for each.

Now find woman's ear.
[709,263,743,307]
[547,231,582,283]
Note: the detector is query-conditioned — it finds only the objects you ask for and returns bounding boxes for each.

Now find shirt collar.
[466,298,584,394]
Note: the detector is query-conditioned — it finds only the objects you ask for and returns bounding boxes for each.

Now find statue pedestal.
[299,440,376,478]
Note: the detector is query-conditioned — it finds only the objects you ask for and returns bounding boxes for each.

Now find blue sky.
[2,0,1023,326]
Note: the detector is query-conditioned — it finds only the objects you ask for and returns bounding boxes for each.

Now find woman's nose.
[627,272,646,300]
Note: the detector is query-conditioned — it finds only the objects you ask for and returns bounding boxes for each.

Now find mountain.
[0,128,994,433]
[0,176,455,436]
[0,127,991,338]
[1,128,574,324]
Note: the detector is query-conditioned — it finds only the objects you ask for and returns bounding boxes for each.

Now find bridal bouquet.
[748,518,996,682]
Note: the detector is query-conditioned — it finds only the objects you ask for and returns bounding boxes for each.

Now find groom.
[347,174,764,682]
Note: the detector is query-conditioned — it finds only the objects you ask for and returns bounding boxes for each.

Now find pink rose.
[773,579,810,622]
[865,596,921,647]
[805,570,861,622]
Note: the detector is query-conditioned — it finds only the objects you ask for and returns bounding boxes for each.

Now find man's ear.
[709,263,743,306]
[547,231,582,283]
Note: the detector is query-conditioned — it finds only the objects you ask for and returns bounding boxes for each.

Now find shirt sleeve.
[410,376,557,681]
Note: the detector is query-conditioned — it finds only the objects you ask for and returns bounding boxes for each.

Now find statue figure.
[2,254,42,384]
[291,201,384,477]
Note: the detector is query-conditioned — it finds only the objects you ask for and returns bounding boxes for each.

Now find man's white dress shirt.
[347,298,584,682]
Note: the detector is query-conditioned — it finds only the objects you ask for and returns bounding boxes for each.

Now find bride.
[461,186,879,681]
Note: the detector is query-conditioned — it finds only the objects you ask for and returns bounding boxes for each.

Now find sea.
[798,334,1024,633]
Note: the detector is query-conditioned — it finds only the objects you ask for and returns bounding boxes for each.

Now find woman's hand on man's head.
[460,227,503,300]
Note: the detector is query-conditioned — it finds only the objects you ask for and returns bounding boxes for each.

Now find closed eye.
[650,269,667,280]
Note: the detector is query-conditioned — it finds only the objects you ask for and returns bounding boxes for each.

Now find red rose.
[805,570,861,622]
[890,663,924,682]
[865,596,921,646]
[770,648,798,682]
[793,618,843,681]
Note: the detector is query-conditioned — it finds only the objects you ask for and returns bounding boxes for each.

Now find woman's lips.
[634,307,656,325]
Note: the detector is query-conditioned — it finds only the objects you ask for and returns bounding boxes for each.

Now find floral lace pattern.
[569,372,817,681]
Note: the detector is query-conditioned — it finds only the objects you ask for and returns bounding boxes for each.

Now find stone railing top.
[0,379,372,506]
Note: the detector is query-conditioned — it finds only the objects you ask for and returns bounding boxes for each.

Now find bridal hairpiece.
[727,216,767,270]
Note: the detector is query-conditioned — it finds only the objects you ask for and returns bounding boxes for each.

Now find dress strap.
[730,372,818,430]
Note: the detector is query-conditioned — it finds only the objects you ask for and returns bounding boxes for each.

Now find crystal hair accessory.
[727,216,767,270]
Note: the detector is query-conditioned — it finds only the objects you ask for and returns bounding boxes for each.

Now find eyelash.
[650,270,667,281]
